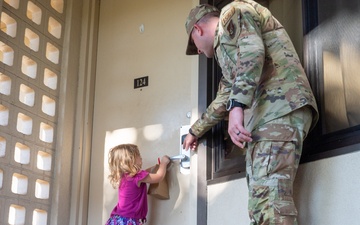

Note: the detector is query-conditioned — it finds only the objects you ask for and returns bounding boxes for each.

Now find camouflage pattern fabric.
[185,4,220,55]
[187,0,320,224]
[190,0,318,137]
[246,106,312,225]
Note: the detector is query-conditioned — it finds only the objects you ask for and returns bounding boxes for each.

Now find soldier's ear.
[193,24,204,36]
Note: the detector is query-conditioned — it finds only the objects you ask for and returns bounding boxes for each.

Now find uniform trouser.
[246,106,313,225]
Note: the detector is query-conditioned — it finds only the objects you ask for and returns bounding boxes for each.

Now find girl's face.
[135,154,142,169]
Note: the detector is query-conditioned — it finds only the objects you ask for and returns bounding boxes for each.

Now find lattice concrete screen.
[0,0,65,224]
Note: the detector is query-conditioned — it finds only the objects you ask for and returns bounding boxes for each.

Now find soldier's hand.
[182,133,198,151]
[228,107,252,148]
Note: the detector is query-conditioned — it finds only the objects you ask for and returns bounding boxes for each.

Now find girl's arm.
[139,155,170,185]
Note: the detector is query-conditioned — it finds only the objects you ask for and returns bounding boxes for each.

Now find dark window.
[301,0,360,162]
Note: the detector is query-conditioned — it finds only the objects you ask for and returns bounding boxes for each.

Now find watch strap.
[226,99,246,111]
[233,101,246,109]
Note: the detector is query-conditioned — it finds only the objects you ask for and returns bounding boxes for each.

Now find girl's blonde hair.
[108,144,141,188]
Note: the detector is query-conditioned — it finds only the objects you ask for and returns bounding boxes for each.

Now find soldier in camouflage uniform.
[182,1,319,225]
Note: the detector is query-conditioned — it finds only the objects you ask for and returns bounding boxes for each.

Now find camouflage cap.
[185,4,220,55]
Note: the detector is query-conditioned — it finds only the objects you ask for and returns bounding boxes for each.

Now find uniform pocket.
[273,199,297,216]
[267,141,296,179]
[249,141,272,180]
[274,178,298,217]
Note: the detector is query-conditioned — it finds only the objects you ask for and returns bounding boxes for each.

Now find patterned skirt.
[105,215,145,225]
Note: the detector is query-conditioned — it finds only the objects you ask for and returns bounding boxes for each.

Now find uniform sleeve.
[218,5,265,107]
[190,4,266,138]
[191,76,231,137]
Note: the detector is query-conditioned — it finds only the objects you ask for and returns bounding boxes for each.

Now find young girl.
[105,144,170,225]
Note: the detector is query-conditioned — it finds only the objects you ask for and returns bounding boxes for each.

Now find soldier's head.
[185,4,220,57]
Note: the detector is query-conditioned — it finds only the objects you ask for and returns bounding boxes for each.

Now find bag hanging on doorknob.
[146,164,169,200]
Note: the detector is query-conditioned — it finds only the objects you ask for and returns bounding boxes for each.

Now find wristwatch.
[226,99,246,111]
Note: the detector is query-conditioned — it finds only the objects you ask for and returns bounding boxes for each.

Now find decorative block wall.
[0,0,65,224]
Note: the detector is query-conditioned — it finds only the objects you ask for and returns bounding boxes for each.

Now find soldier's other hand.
[228,107,252,148]
[182,133,198,151]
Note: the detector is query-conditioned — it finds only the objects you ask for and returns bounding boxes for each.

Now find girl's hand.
[160,155,170,165]
[141,155,170,185]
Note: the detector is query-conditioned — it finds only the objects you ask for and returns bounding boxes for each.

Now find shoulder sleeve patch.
[221,7,235,27]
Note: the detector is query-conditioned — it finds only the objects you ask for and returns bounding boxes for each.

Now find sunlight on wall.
[105,127,137,150]
[143,124,163,141]
[104,124,164,164]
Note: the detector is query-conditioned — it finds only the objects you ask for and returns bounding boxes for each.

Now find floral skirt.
[105,215,145,225]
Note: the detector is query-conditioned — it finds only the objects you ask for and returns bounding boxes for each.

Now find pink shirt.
[110,170,149,220]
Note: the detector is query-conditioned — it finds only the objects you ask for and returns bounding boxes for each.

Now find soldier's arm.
[190,76,231,138]
[219,6,265,107]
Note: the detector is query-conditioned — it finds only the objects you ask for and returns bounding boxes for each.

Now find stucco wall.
[294,149,360,225]
[208,150,360,225]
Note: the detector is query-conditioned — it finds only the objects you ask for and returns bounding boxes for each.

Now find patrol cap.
[185,4,220,55]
